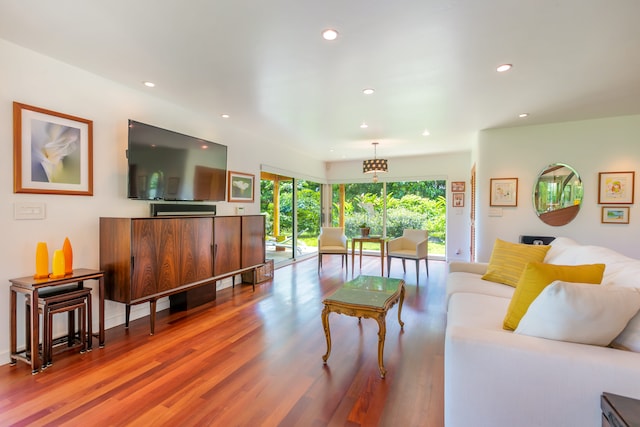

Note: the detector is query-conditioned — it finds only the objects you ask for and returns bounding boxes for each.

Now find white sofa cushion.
[543,236,581,264]
[615,314,640,352]
[515,281,640,346]
[447,292,513,331]
[446,271,514,304]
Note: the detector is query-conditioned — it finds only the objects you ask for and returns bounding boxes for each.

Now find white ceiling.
[1,0,639,162]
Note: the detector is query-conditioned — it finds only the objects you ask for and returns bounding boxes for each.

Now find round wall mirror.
[533,163,583,226]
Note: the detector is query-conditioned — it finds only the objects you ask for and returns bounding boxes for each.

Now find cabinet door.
[131,219,180,299]
[179,217,214,284]
[213,216,242,275]
[242,216,265,268]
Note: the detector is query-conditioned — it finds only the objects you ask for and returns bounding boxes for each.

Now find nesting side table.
[9,268,105,374]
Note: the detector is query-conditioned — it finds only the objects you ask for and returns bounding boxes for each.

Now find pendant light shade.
[362,142,388,176]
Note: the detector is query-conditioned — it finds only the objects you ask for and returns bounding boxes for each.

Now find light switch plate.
[14,202,46,220]
[488,208,503,217]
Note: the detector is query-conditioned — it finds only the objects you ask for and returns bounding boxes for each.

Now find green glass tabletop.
[324,275,403,308]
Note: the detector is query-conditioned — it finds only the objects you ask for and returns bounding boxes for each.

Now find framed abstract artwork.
[490,178,518,207]
[598,171,635,204]
[13,102,93,196]
[227,170,255,202]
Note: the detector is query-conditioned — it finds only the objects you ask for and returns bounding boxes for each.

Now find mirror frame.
[533,163,583,226]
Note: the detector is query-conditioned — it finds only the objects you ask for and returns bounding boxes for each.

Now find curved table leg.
[321,306,332,364]
[375,313,387,378]
[398,284,405,329]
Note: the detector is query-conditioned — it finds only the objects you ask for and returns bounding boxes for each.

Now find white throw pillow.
[543,237,580,264]
[613,313,640,352]
[514,281,640,346]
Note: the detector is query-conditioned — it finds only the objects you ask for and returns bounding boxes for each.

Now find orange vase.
[34,242,49,279]
[63,237,73,275]
[50,249,65,279]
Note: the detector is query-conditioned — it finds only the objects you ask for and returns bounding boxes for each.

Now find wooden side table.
[9,268,105,374]
[351,236,388,276]
[602,392,640,427]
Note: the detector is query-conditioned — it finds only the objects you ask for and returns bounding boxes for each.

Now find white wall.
[0,39,325,364]
[326,152,473,262]
[476,115,640,261]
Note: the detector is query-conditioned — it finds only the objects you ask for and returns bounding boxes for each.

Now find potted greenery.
[359,222,370,237]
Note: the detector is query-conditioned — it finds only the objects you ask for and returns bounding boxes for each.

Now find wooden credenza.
[99,215,265,334]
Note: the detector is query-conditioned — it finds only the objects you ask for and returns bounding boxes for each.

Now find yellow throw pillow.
[503,262,605,330]
[481,239,551,287]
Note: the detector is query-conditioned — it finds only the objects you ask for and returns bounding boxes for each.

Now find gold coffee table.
[321,275,405,378]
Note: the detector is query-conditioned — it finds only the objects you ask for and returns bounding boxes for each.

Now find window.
[331,180,446,255]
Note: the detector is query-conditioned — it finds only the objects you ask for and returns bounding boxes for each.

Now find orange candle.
[63,237,73,275]
[50,249,65,279]
[34,242,49,279]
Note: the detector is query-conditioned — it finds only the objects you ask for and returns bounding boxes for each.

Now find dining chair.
[317,227,348,273]
[386,229,429,283]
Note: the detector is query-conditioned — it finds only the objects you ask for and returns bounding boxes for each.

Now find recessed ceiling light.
[496,64,512,72]
[143,81,155,87]
[221,114,230,119]
[322,29,338,41]
[519,113,529,118]
[362,88,375,95]
[422,129,431,136]
[360,122,368,129]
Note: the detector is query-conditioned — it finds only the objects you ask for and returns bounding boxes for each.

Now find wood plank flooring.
[0,255,446,427]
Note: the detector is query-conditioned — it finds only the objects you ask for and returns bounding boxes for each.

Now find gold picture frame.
[451,181,465,192]
[452,192,464,207]
[13,102,93,196]
[490,178,518,207]
[601,206,630,224]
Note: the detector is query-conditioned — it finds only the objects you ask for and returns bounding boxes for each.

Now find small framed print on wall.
[601,206,630,224]
[451,181,465,192]
[227,171,255,202]
[490,178,518,207]
[452,193,464,207]
[598,171,635,204]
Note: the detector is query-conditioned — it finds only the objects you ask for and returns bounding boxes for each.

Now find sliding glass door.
[296,179,321,258]
[261,172,321,265]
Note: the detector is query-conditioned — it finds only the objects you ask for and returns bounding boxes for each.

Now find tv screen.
[127,120,227,201]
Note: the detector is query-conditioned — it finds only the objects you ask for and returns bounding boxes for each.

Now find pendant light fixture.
[362,142,388,183]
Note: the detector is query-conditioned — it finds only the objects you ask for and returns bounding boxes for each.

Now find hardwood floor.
[0,255,446,427]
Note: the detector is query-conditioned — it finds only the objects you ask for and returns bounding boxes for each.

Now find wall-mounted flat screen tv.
[127,120,227,201]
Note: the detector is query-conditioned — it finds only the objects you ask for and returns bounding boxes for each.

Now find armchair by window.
[317,227,348,273]
[386,229,428,283]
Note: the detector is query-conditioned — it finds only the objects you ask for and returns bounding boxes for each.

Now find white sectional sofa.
[444,237,640,427]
